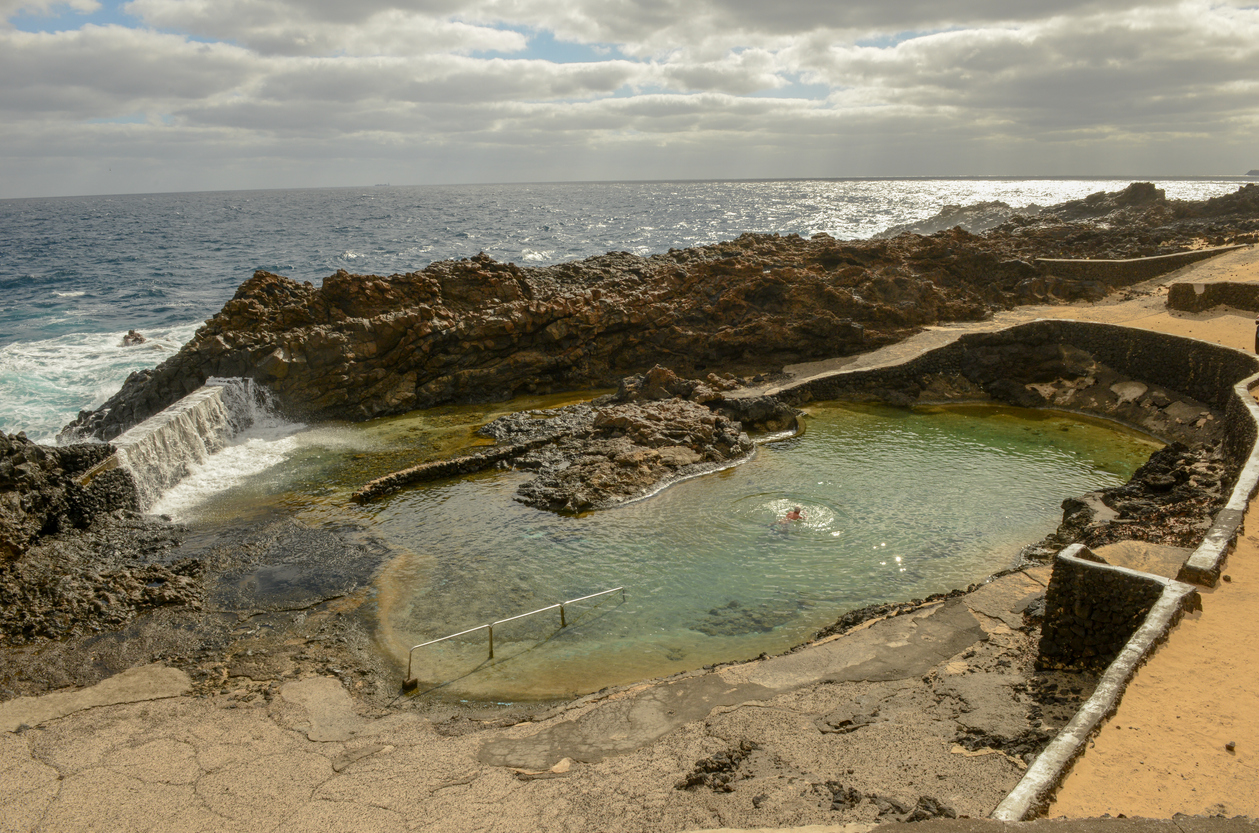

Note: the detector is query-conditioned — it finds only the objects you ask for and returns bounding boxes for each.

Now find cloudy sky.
[2,0,1257,198]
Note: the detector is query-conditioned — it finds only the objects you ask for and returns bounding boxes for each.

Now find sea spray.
[111,377,298,511]
[0,324,198,441]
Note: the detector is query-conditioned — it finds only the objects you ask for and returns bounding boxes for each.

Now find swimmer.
[784,506,805,521]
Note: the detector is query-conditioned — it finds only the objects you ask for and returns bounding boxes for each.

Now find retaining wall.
[1036,246,1244,286]
[771,320,1259,819]
[1167,281,1259,314]
[786,318,1259,417]
[1037,546,1190,668]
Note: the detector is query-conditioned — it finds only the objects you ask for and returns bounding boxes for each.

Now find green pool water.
[162,397,1159,701]
[367,402,1158,700]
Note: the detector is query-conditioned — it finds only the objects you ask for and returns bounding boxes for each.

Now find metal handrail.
[402,587,625,690]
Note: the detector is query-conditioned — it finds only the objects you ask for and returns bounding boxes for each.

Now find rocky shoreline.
[2,182,1257,706]
[60,182,1259,443]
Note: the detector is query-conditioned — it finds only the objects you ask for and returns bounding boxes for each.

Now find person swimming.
[771,505,806,534]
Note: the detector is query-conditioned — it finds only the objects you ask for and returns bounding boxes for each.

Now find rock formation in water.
[354,366,799,512]
[62,183,1259,442]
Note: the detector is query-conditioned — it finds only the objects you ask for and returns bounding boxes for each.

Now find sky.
[1,0,1257,198]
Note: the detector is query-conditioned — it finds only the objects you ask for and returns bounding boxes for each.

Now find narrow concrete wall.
[1037,246,1244,286]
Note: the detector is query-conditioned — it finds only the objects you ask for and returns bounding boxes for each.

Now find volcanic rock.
[0,430,194,644]
[0,430,130,562]
[62,183,1259,442]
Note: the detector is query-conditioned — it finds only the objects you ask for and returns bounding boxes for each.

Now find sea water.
[1,178,1247,439]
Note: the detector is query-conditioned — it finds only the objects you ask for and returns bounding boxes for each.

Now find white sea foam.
[146,421,305,519]
[148,423,365,520]
[0,323,199,442]
[52,290,86,298]
[520,248,554,262]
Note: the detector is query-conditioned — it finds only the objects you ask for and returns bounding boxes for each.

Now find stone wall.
[1036,545,1190,668]
[1179,372,1259,585]
[785,318,1259,430]
[1167,281,1259,313]
[1036,246,1243,286]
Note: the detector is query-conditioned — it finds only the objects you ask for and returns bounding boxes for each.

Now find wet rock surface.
[62,183,1259,443]
[1027,442,1227,560]
[356,365,795,512]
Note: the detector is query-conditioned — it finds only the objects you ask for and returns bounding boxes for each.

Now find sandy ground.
[1043,246,1259,818]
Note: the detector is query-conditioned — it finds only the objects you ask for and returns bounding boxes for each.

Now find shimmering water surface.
[169,399,1160,700]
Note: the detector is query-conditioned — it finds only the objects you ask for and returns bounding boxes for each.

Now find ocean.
[0,177,1248,442]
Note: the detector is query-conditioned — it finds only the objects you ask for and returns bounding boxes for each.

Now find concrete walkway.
[0,568,1051,832]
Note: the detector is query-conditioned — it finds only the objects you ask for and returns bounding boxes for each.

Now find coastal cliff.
[62,183,1259,441]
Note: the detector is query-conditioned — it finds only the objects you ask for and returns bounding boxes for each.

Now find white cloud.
[0,0,99,16]
[2,0,1258,197]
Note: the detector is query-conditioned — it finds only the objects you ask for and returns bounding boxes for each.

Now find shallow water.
[167,398,1159,701]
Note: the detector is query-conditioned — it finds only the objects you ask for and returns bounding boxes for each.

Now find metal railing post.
[402,587,624,691]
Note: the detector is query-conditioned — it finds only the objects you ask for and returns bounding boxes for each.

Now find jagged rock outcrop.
[354,366,791,512]
[62,183,1259,442]
[0,431,129,561]
[0,430,195,643]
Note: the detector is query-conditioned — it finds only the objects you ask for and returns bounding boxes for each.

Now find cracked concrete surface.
[1,568,1065,832]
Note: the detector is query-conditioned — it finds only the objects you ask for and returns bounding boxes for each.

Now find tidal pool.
[161,398,1160,701]
[368,403,1159,699]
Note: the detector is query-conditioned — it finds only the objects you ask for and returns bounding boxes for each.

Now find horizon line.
[4,173,1256,203]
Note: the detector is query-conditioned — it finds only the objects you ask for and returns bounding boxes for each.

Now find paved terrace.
[1,244,1258,831]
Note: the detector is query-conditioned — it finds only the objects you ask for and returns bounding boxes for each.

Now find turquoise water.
[361,402,1159,699]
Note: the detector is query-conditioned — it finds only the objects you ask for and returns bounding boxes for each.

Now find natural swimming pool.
[157,398,1160,700]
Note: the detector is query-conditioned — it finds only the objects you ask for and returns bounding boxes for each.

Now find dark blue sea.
[0,178,1246,440]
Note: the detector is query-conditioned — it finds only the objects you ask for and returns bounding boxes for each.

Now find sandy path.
[1043,244,1259,818]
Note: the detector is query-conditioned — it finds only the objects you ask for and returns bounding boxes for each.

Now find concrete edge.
[747,318,1258,821]
[1178,371,1259,585]
[76,381,232,486]
[1035,245,1246,268]
[992,545,1201,821]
